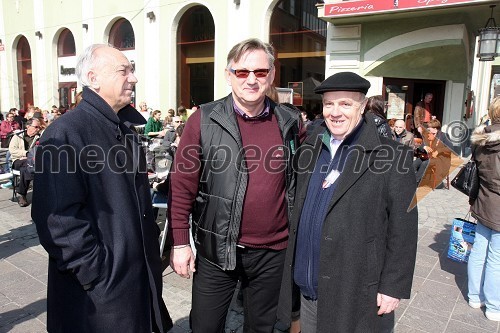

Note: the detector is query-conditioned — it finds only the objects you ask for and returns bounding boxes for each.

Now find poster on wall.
[387,92,406,120]
[288,82,303,106]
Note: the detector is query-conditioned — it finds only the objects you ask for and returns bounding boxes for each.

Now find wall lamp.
[146,11,155,21]
[82,23,88,31]
[35,31,42,39]
[477,5,500,61]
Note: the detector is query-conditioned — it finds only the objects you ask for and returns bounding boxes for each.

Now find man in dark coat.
[277,72,418,332]
[32,44,172,333]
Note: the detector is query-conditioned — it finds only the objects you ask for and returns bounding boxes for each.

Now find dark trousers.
[413,157,430,184]
[190,248,286,333]
[300,294,395,333]
[12,159,32,195]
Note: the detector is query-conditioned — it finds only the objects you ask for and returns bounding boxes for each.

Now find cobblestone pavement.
[1,164,499,332]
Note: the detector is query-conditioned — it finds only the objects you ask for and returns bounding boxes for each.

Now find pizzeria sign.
[324,0,491,17]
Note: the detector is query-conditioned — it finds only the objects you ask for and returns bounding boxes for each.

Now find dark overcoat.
[32,88,172,333]
[277,114,418,332]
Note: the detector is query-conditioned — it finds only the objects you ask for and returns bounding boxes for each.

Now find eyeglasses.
[174,121,184,123]
[229,68,271,79]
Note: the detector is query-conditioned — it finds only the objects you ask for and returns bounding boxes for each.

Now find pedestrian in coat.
[393,119,415,148]
[467,96,500,321]
[277,72,418,332]
[32,44,172,333]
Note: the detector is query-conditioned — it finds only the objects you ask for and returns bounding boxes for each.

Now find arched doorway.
[16,36,33,110]
[57,28,77,109]
[177,6,215,108]
[109,18,135,50]
[109,18,136,106]
[270,0,326,118]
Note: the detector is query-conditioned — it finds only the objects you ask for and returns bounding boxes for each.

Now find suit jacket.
[32,87,172,333]
[277,113,418,332]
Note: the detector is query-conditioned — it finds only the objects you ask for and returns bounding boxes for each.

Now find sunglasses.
[174,120,183,123]
[229,68,270,79]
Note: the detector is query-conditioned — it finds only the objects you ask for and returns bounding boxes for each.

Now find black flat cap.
[314,72,370,95]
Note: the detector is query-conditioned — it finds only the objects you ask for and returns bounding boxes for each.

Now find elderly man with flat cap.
[277,72,418,333]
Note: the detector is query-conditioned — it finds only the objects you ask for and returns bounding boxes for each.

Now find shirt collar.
[233,98,270,120]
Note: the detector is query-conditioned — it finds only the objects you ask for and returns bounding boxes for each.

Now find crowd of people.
[0,37,495,333]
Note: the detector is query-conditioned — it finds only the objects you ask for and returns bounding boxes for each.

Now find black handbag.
[451,159,479,199]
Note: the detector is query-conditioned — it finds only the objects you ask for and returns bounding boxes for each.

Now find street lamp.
[477,5,500,61]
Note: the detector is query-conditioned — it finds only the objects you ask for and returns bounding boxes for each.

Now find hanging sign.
[324,0,489,17]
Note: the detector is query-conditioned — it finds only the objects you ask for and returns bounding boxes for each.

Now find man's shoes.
[486,311,500,321]
[17,195,29,207]
[468,301,485,309]
[1,181,12,189]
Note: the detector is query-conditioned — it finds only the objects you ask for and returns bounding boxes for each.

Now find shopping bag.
[447,215,476,263]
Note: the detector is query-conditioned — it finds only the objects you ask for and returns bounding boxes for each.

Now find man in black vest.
[169,38,304,333]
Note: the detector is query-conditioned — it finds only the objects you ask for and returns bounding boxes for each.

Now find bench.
[0,172,12,181]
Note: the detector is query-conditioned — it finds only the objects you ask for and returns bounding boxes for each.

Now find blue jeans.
[468,221,500,313]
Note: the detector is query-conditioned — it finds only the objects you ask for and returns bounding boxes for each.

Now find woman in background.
[364,95,392,138]
[145,109,166,137]
[467,96,500,321]
[0,112,20,148]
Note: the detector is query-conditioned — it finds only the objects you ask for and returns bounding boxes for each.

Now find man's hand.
[377,293,400,315]
[423,146,434,154]
[170,246,196,279]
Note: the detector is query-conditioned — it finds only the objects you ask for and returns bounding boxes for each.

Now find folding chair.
[154,202,169,256]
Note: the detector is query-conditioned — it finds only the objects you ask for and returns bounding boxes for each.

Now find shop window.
[109,19,135,50]
[270,0,326,117]
[57,29,76,57]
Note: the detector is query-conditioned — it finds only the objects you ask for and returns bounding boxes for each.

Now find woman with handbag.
[467,96,500,321]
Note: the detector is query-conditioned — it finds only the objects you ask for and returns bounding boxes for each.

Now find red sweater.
[170,109,289,250]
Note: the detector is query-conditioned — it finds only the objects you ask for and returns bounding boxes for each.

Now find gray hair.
[226,38,275,70]
[76,44,110,87]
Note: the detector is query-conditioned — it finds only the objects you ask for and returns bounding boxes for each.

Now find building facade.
[316,0,500,153]
[0,0,498,154]
[0,0,326,116]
